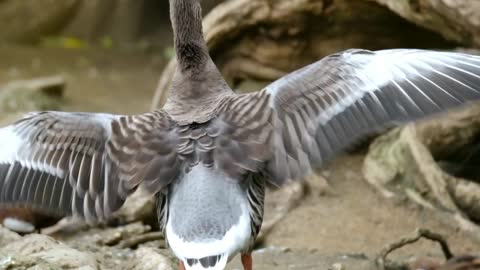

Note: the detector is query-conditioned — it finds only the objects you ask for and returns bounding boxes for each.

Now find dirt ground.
[0,45,479,270]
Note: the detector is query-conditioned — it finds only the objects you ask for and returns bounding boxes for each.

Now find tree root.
[255,180,308,246]
[40,217,88,235]
[116,231,165,249]
[254,172,334,245]
[375,228,454,270]
[364,104,480,242]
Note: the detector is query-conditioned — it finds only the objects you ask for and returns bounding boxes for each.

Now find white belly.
[166,205,251,260]
[165,165,252,262]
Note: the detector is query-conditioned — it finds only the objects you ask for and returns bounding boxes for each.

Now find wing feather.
[219,49,480,184]
[0,110,180,221]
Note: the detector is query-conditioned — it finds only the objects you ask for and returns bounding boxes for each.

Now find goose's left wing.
[0,111,180,223]
[218,49,480,185]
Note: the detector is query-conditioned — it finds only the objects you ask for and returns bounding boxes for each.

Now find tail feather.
[184,254,228,270]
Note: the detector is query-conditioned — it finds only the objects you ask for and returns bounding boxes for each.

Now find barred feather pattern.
[219,49,480,185]
[212,91,273,178]
[0,110,179,223]
[245,173,265,248]
[107,110,181,195]
[165,92,273,179]
[156,191,169,241]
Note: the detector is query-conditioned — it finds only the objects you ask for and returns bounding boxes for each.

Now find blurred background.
[0,0,220,115]
[2,0,479,115]
[1,1,480,270]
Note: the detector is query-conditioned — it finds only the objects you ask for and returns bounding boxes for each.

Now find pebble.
[330,263,345,270]
[3,217,35,233]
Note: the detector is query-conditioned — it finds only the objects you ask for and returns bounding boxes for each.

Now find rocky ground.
[0,45,479,270]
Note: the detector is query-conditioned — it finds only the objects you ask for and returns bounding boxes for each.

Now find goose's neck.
[170,0,208,72]
[165,0,234,124]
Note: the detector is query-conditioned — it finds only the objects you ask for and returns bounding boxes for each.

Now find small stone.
[127,247,174,270]
[3,217,35,233]
[0,225,21,247]
[0,234,98,269]
[330,263,345,270]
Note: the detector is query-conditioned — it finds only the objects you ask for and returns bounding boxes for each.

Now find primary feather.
[0,111,180,223]
[220,49,480,185]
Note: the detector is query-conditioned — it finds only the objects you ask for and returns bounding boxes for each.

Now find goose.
[1,0,480,269]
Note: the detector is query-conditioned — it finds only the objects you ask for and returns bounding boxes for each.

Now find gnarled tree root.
[364,104,480,242]
[375,228,453,270]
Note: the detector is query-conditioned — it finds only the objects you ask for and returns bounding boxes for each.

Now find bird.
[1,0,480,269]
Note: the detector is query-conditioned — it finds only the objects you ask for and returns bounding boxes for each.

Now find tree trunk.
[152,0,477,108]
[372,0,480,47]
[0,0,79,42]
[0,0,224,44]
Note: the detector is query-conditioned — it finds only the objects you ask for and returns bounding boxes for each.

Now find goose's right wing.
[216,49,480,185]
[0,111,180,223]
[263,49,480,184]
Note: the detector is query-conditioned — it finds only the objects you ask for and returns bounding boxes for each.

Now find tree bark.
[152,0,467,108]
[0,0,79,42]
[372,0,480,47]
[363,103,480,240]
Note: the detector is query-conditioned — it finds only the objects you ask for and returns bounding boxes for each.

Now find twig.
[255,181,307,246]
[376,228,454,270]
[151,60,176,110]
[117,231,165,249]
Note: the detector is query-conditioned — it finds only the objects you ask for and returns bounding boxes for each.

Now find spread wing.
[218,49,480,185]
[0,110,180,223]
